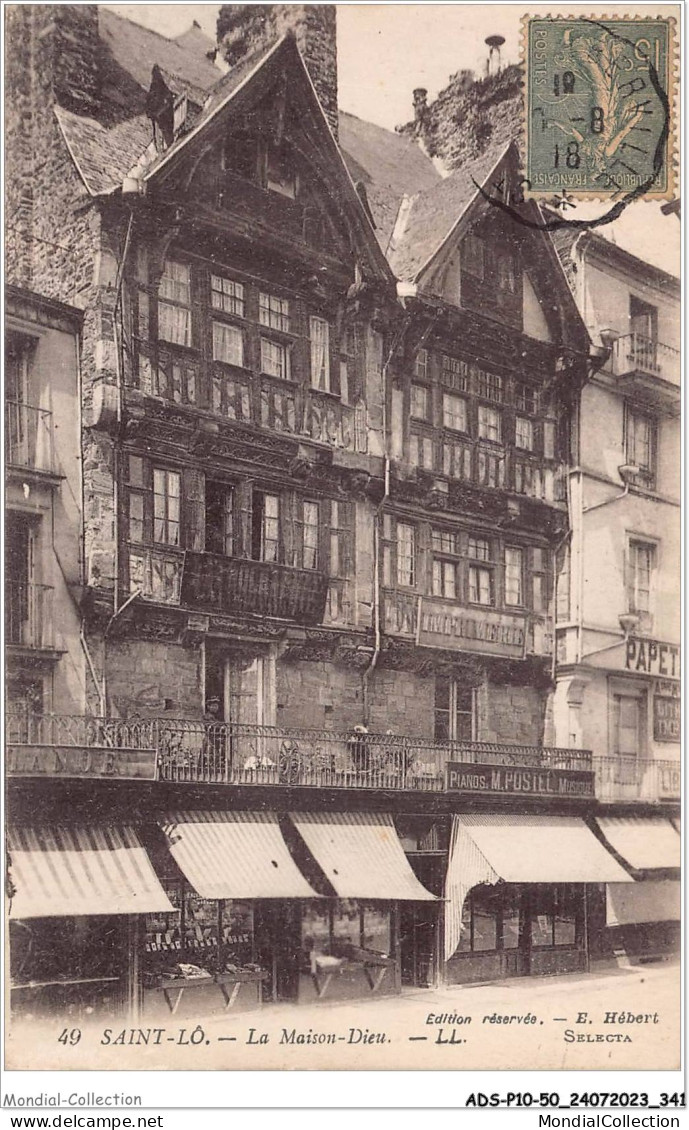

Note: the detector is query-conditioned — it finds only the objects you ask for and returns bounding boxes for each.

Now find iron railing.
[5,401,54,473]
[5,583,54,648]
[611,334,680,383]
[6,714,592,791]
[594,756,680,803]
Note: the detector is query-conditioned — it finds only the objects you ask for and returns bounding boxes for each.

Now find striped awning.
[7,826,174,919]
[607,881,681,926]
[159,811,318,899]
[290,812,436,900]
[444,815,632,960]
[595,816,680,872]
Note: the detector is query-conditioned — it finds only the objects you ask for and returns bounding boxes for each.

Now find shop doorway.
[400,854,444,988]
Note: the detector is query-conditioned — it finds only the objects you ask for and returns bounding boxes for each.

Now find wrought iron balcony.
[609,335,680,415]
[594,756,680,804]
[181,552,329,624]
[6,714,592,794]
[5,402,54,474]
[5,583,54,650]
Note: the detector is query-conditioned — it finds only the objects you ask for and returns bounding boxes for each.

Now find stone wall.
[479,681,545,746]
[397,64,522,170]
[105,640,204,719]
[217,4,338,137]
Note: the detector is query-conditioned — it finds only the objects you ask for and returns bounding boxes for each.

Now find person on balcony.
[200,697,227,781]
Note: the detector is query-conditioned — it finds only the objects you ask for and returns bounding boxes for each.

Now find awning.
[607,881,681,926]
[595,816,680,871]
[159,811,318,899]
[290,812,436,900]
[7,826,174,919]
[444,815,632,959]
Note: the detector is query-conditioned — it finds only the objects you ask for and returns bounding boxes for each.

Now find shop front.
[7,825,173,1023]
[593,816,681,963]
[443,814,633,984]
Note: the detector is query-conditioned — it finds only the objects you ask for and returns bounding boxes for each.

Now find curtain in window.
[310,317,330,391]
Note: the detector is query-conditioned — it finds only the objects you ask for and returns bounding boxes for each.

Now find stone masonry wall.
[217,4,338,138]
[276,660,435,737]
[479,681,546,746]
[105,640,204,719]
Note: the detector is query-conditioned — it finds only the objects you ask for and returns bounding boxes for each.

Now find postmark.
[523,16,675,199]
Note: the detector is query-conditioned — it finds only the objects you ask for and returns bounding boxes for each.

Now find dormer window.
[265,140,297,198]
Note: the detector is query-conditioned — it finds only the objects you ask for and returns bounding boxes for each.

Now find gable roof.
[55,105,152,195]
[388,138,512,281]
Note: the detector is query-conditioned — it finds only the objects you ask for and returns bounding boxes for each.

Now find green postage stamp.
[524,16,675,199]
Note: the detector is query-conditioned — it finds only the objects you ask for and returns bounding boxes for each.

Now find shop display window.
[143,878,255,978]
[10,916,124,985]
[458,885,499,952]
[501,886,521,950]
[301,901,392,968]
[530,885,581,948]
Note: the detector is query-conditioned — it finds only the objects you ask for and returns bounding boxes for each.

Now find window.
[212,322,244,367]
[442,392,467,433]
[266,141,297,198]
[532,547,547,613]
[441,355,469,392]
[309,317,330,391]
[252,491,280,563]
[410,432,435,470]
[629,294,657,342]
[462,233,484,279]
[477,448,504,488]
[260,337,291,381]
[468,536,491,562]
[458,886,500,953]
[478,404,502,442]
[613,693,642,758]
[530,886,580,948]
[301,901,392,968]
[297,500,320,570]
[158,260,191,346]
[211,275,245,317]
[496,251,516,292]
[259,292,290,332]
[504,547,523,606]
[153,469,181,546]
[414,348,429,380]
[397,522,416,587]
[154,354,198,404]
[476,370,503,403]
[205,482,234,557]
[434,677,473,742]
[514,382,539,414]
[329,501,348,578]
[515,416,534,451]
[625,406,656,488]
[411,384,431,421]
[628,539,656,615]
[431,529,459,599]
[468,536,495,605]
[469,564,493,605]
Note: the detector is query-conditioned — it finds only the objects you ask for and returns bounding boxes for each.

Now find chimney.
[412,88,428,123]
[217,4,338,138]
[485,34,505,78]
[36,4,102,118]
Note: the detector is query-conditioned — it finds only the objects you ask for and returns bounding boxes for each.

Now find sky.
[104,4,679,276]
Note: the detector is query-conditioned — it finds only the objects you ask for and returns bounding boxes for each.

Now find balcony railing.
[5,402,54,473]
[181,553,329,624]
[611,334,680,384]
[6,714,592,792]
[594,757,680,804]
[5,583,54,649]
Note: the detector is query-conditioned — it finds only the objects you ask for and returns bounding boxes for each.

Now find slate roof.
[337,112,440,250]
[172,22,217,59]
[99,8,221,102]
[55,105,152,195]
[388,138,513,281]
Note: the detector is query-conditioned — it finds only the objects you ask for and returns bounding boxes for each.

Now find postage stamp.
[523,16,675,199]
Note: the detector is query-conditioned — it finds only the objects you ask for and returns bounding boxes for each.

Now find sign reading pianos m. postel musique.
[6,745,158,780]
[446,761,594,799]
